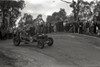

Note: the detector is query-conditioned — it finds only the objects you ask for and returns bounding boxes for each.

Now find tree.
[46,8,67,24]
[58,8,67,21]
[77,0,100,22]
[46,8,67,32]
[0,0,25,39]
[67,14,75,23]
[23,13,33,25]
[78,1,92,21]
[46,16,54,23]
[70,0,77,21]
[0,0,25,29]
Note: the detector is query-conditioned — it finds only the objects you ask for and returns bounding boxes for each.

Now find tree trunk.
[2,1,5,29]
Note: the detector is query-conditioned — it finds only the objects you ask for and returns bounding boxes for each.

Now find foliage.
[20,13,33,26]
[46,8,67,25]
[69,0,100,22]
[0,0,25,29]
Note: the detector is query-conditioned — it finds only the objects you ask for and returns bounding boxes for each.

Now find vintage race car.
[13,29,54,49]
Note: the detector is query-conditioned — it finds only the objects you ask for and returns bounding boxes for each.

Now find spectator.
[86,21,90,33]
[79,22,83,34]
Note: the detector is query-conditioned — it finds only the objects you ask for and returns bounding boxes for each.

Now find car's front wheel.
[47,37,54,46]
[37,39,44,49]
[13,36,20,46]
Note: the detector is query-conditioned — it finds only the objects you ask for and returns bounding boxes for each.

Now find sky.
[21,0,94,21]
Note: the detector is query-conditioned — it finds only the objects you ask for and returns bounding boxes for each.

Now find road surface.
[0,33,100,67]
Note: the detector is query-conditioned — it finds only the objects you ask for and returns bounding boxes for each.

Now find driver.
[25,24,35,36]
[24,24,35,42]
[35,14,45,34]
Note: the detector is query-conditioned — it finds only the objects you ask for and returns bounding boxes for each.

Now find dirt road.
[0,33,100,67]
